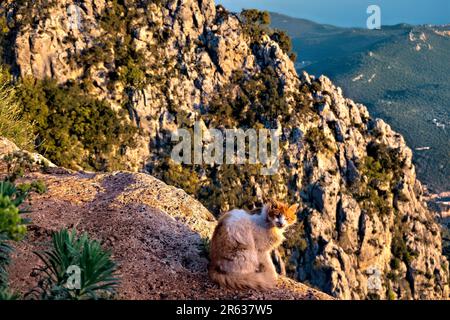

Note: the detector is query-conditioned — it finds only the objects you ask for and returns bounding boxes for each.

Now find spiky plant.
[0,286,19,300]
[34,229,119,300]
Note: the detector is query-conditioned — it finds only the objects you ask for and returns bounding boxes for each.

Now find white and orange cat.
[208,200,298,290]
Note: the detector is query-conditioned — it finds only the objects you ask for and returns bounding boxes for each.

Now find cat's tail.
[208,266,277,290]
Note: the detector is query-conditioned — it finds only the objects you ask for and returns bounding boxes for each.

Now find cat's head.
[264,200,298,229]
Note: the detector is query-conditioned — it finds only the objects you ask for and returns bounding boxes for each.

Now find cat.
[208,200,298,290]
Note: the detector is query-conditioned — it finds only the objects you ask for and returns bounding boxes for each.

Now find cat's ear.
[288,204,299,214]
[273,199,284,208]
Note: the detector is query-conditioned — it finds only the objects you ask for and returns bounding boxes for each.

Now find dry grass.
[0,67,34,150]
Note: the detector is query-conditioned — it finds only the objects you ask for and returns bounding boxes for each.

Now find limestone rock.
[1,0,448,300]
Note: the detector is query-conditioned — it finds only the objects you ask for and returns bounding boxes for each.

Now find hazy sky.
[216,0,450,27]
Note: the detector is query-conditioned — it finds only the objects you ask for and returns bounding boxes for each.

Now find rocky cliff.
[0,0,448,299]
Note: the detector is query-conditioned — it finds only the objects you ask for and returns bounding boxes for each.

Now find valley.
[271,13,450,194]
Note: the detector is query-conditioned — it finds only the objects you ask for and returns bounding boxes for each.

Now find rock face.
[1,0,448,299]
[0,140,331,300]
[292,76,448,300]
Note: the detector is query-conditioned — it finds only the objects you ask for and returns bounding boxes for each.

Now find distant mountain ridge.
[271,12,450,193]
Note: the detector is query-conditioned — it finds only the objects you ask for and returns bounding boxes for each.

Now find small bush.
[390,258,401,270]
[158,159,201,196]
[240,10,296,61]
[207,67,290,128]
[304,127,334,153]
[391,232,413,264]
[241,9,271,41]
[0,194,26,241]
[388,289,396,300]
[199,237,211,259]
[0,180,28,299]
[17,180,47,195]
[0,181,28,241]
[17,77,138,171]
[270,30,297,61]
[3,151,51,184]
[351,142,405,218]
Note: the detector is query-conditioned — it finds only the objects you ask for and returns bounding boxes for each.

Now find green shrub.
[390,257,401,270]
[158,159,201,196]
[281,218,307,277]
[304,127,334,153]
[0,180,28,299]
[32,229,119,300]
[199,237,211,259]
[3,151,51,184]
[391,234,412,264]
[207,67,291,128]
[0,194,27,241]
[240,10,296,61]
[351,142,405,217]
[241,9,270,43]
[270,30,297,61]
[0,16,8,35]
[388,289,396,300]
[0,15,9,60]
[17,180,47,195]
[0,67,34,150]
[17,77,137,171]
[0,287,19,300]
[241,9,271,26]
[284,219,307,251]
[93,0,173,94]
[0,181,28,241]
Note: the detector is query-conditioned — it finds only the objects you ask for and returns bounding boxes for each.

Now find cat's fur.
[208,200,298,290]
